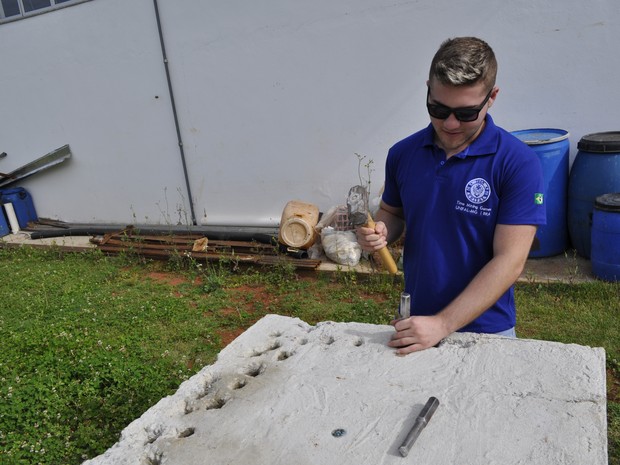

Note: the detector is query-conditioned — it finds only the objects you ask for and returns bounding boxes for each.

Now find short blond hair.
[429,37,497,90]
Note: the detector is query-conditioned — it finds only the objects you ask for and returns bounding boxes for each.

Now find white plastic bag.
[320,227,362,266]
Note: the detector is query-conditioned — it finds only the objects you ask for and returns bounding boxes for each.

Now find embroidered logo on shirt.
[465,178,491,204]
[534,193,544,205]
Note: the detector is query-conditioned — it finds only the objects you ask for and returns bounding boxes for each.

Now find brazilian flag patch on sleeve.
[534,193,544,205]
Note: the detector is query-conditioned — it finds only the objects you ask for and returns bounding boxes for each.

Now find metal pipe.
[4,203,20,234]
[0,145,71,188]
[152,0,197,225]
[398,396,439,458]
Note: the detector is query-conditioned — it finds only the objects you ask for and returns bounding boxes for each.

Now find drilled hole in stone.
[196,383,214,400]
[298,337,309,345]
[145,428,163,445]
[250,340,281,357]
[267,340,282,351]
[197,374,220,399]
[184,401,196,415]
[353,338,364,347]
[244,362,266,377]
[322,335,335,345]
[146,450,163,465]
[277,350,293,361]
[231,379,247,390]
[205,396,227,410]
[178,427,195,438]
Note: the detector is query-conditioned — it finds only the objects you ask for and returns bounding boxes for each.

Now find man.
[357,37,546,354]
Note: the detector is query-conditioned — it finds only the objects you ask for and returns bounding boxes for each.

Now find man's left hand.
[388,315,449,355]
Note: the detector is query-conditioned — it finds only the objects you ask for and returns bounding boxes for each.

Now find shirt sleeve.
[381,147,402,209]
[496,141,547,226]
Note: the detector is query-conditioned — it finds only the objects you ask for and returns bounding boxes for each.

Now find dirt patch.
[216,327,247,346]
[146,271,189,287]
[214,284,281,346]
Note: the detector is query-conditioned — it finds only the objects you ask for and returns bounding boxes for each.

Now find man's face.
[426,80,498,158]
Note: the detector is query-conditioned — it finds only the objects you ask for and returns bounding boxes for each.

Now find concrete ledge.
[0,232,95,251]
[83,315,607,465]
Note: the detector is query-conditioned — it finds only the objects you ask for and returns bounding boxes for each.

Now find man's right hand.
[356,200,405,252]
[356,221,389,252]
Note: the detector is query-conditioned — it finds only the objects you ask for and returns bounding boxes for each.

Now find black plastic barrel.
[512,128,569,257]
[591,193,620,281]
[568,132,620,258]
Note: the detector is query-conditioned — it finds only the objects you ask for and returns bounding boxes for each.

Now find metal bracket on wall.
[0,145,72,188]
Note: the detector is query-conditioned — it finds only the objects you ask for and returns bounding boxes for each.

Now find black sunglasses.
[426,87,493,122]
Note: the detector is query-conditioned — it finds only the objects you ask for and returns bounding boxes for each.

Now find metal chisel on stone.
[398,292,411,319]
[398,396,439,458]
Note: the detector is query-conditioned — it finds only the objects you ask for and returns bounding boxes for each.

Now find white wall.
[0,0,190,224]
[1,0,619,226]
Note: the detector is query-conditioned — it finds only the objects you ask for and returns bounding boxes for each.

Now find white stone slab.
[83,315,607,465]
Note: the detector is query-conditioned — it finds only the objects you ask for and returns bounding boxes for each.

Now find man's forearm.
[436,254,524,334]
[437,224,536,334]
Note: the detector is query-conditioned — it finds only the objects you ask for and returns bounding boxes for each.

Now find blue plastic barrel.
[568,131,620,258]
[0,207,9,237]
[591,193,620,282]
[0,187,38,229]
[512,128,569,257]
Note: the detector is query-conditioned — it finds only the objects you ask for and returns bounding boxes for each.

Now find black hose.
[28,224,279,244]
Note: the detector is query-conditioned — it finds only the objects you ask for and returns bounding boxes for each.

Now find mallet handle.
[366,213,398,274]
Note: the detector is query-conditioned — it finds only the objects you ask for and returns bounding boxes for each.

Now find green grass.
[0,246,617,464]
[516,282,620,360]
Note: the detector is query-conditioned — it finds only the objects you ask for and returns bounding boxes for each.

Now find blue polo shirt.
[382,115,546,333]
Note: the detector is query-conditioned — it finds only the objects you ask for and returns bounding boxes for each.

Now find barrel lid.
[0,187,23,194]
[279,217,315,248]
[594,193,620,212]
[577,131,620,152]
[511,128,569,145]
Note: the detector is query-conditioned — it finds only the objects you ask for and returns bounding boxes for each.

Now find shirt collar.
[422,114,500,158]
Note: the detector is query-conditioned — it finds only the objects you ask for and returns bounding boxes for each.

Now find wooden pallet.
[91,229,321,269]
